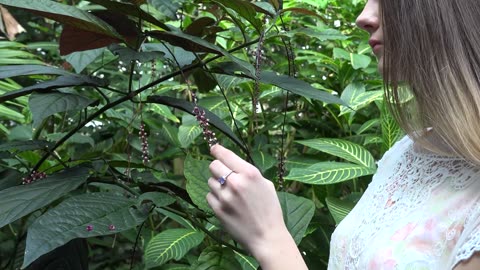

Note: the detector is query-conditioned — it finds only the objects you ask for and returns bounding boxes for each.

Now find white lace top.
[328,135,480,269]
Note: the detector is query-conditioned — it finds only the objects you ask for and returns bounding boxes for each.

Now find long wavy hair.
[380,0,480,164]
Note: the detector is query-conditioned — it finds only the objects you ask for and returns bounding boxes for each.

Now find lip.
[369,40,382,54]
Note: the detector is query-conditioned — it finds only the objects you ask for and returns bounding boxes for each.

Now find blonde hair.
[380,0,480,165]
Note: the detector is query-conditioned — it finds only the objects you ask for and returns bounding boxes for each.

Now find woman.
[206,0,480,269]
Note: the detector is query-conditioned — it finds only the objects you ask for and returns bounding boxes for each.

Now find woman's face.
[356,0,383,73]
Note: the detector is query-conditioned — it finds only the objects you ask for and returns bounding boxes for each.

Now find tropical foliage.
[0,0,402,269]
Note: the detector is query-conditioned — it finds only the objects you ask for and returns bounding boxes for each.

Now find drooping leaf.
[23,192,148,268]
[0,0,121,38]
[144,228,204,268]
[278,192,315,244]
[285,162,376,184]
[146,95,246,153]
[0,167,90,229]
[184,155,212,213]
[325,196,355,225]
[192,246,242,270]
[143,43,196,67]
[0,65,71,79]
[259,71,346,105]
[296,138,376,168]
[0,75,106,103]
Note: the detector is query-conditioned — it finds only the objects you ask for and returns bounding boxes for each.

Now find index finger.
[210,144,254,173]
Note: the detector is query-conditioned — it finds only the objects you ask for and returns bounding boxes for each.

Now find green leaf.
[0,65,71,79]
[146,95,246,153]
[296,138,376,168]
[281,27,347,41]
[64,48,106,73]
[333,48,372,70]
[184,155,212,213]
[87,0,169,30]
[148,0,187,19]
[143,43,196,67]
[23,192,148,268]
[192,246,242,270]
[234,251,259,270]
[325,196,355,225]
[0,167,90,229]
[285,162,376,184]
[178,124,202,148]
[340,83,383,115]
[259,71,346,105]
[0,75,106,103]
[144,228,204,268]
[0,140,53,153]
[356,119,380,135]
[45,133,95,146]
[138,192,176,207]
[213,0,263,32]
[0,104,24,122]
[278,192,315,244]
[29,92,96,128]
[150,104,180,123]
[251,149,276,173]
[0,0,121,39]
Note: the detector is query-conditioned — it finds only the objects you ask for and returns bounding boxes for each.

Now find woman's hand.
[206,144,308,270]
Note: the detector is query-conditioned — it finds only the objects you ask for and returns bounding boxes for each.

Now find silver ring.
[218,170,234,185]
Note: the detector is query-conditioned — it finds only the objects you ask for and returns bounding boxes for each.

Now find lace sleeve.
[449,202,480,268]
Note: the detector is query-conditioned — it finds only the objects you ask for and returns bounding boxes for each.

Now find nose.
[356,0,380,34]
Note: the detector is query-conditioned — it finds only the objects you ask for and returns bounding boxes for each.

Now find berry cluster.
[191,92,217,148]
[139,122,149,165]
[22,171,47,185]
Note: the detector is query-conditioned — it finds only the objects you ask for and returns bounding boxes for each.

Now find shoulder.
[454,252,480,270]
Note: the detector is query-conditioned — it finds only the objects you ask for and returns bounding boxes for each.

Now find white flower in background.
[334,20,341,28]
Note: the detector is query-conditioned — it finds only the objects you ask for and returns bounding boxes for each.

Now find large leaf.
[184,155,212,213]
[29,92,96,128]
[23,192,148,268]
[296,138,376,168]
[192,246,242,270]
[0,104,24,122]
[146,95,247,153]
[0,167,90,229]
[278,192,315,244]
[0,75,106,103]
[144,228,204,268]
[285,162,376,184]
[0,65,71,79]
[259,71,346,105]
[0,0,121,38]
[178,124,202,148]
[325,196,355,225]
